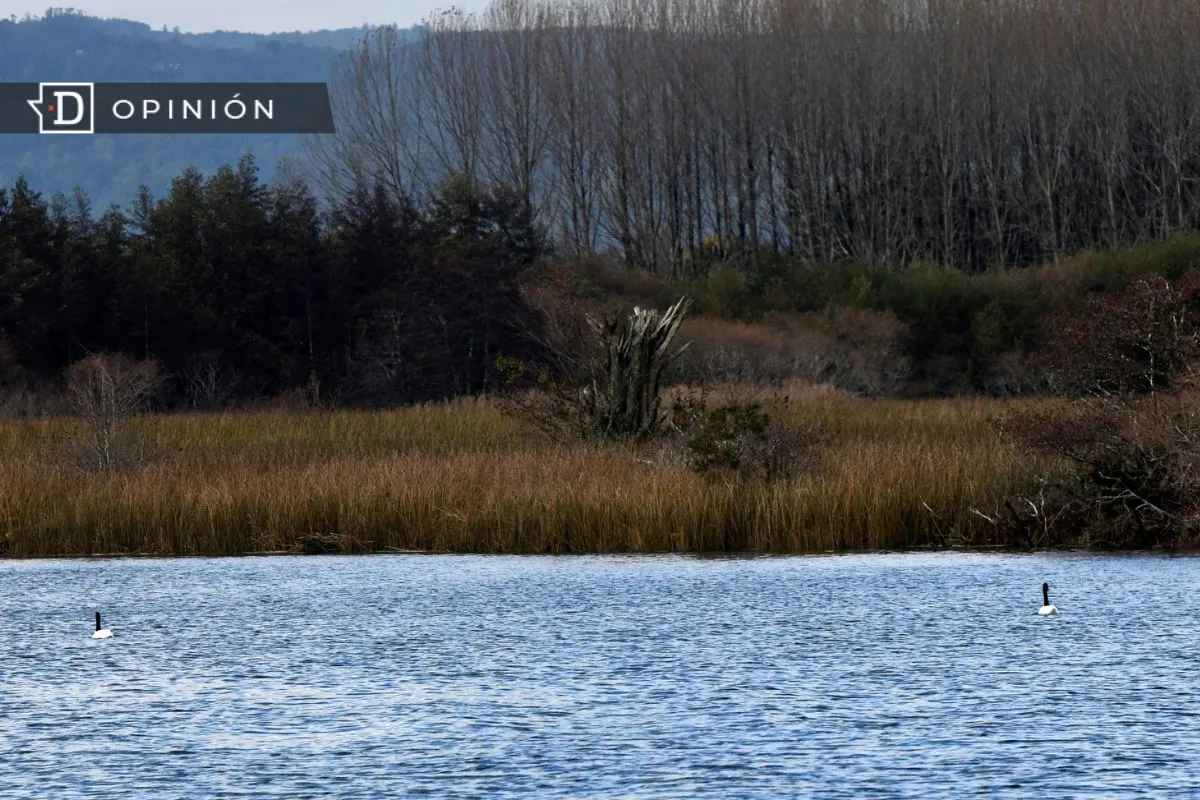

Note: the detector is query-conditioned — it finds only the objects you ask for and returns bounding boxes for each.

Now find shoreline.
[4,545,1196,561]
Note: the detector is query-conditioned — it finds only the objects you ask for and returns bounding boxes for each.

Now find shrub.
[670,309,912,396]
[497,297,693,441]
[996,389,1200,548]
[703,265,752,318]
[182,351,242,410]
[681,401,816,483]
[1037,275,1200,397]
[65,352,162,471]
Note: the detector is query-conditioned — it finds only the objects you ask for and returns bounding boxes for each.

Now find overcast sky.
[1,1,489,33]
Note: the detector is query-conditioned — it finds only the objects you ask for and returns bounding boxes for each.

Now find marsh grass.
[0,386,1064,557]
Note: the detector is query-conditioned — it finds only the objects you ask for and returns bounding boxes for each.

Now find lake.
[2,552,1199,797]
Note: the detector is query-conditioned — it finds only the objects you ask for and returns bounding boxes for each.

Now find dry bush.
[65,353,163,472]
[293,531,342,554]
[966,479,1085,550]
[493,369,593,440]
[0,378,70,420]
[975,351,1050,397]
[517,261,599,383]
[1038,275,1200,397]
[990,275,1200,546]
[672,309,912,396]
[995,389,1200,548]
[182,352,242,410]
[811,308,913,396]
[672,316,798,384]
[266,372,328,412]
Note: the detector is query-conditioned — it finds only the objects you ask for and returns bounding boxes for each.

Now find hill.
[0,9,408,209]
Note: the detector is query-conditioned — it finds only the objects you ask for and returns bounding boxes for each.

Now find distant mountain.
[0,10,416,209]
[145,27,379,51]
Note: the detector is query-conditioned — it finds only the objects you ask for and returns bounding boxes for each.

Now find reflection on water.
[2,552,1199,797]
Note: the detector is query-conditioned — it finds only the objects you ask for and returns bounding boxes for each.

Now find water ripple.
[2,552,1199,796]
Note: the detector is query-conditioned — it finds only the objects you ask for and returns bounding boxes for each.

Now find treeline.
[8,159,1200,408]
[0,158,543,407]
[315,0,1200,274]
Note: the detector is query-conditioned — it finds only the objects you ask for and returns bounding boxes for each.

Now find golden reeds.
[0,387,1061,557]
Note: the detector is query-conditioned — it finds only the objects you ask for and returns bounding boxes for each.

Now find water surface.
[2,552,1198,797]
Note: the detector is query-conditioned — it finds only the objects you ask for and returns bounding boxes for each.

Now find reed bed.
[0,388,1060,557]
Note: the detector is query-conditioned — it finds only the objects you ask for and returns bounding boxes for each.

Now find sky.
[1,1,489,33]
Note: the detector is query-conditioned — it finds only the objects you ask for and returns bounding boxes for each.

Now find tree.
[1040,276,1200,398]
[582,296,691,438]
[65,352,161,471]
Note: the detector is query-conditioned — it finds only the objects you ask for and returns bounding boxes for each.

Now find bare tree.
[305,25,422,204]
[319,0,1200,274]
[66,353,161,471]
[182,352,241,410]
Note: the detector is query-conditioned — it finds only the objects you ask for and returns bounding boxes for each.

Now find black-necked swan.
[92,611,113,639]
[1038,583,1059,616]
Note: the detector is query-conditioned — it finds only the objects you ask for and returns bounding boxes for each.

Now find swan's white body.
[1038,583,1059,616]
[92,612,113,638]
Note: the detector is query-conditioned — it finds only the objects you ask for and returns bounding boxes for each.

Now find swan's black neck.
[1042,583,1050,606]
[95,612,101,631]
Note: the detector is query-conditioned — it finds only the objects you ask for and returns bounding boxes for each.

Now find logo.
[1,83,334,135]
[27,82,95,134]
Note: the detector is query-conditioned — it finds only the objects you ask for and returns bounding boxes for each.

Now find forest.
[0,159,546,408]
[318,0,1200,274]
[6,156,1200,409]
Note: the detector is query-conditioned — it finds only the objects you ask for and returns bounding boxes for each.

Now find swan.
[1038,582,1059,616]
[92,611,113,639]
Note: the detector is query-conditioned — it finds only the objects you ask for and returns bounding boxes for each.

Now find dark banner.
[0,82,335,134]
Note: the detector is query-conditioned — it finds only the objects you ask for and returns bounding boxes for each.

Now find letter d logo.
[28,82,94,134]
